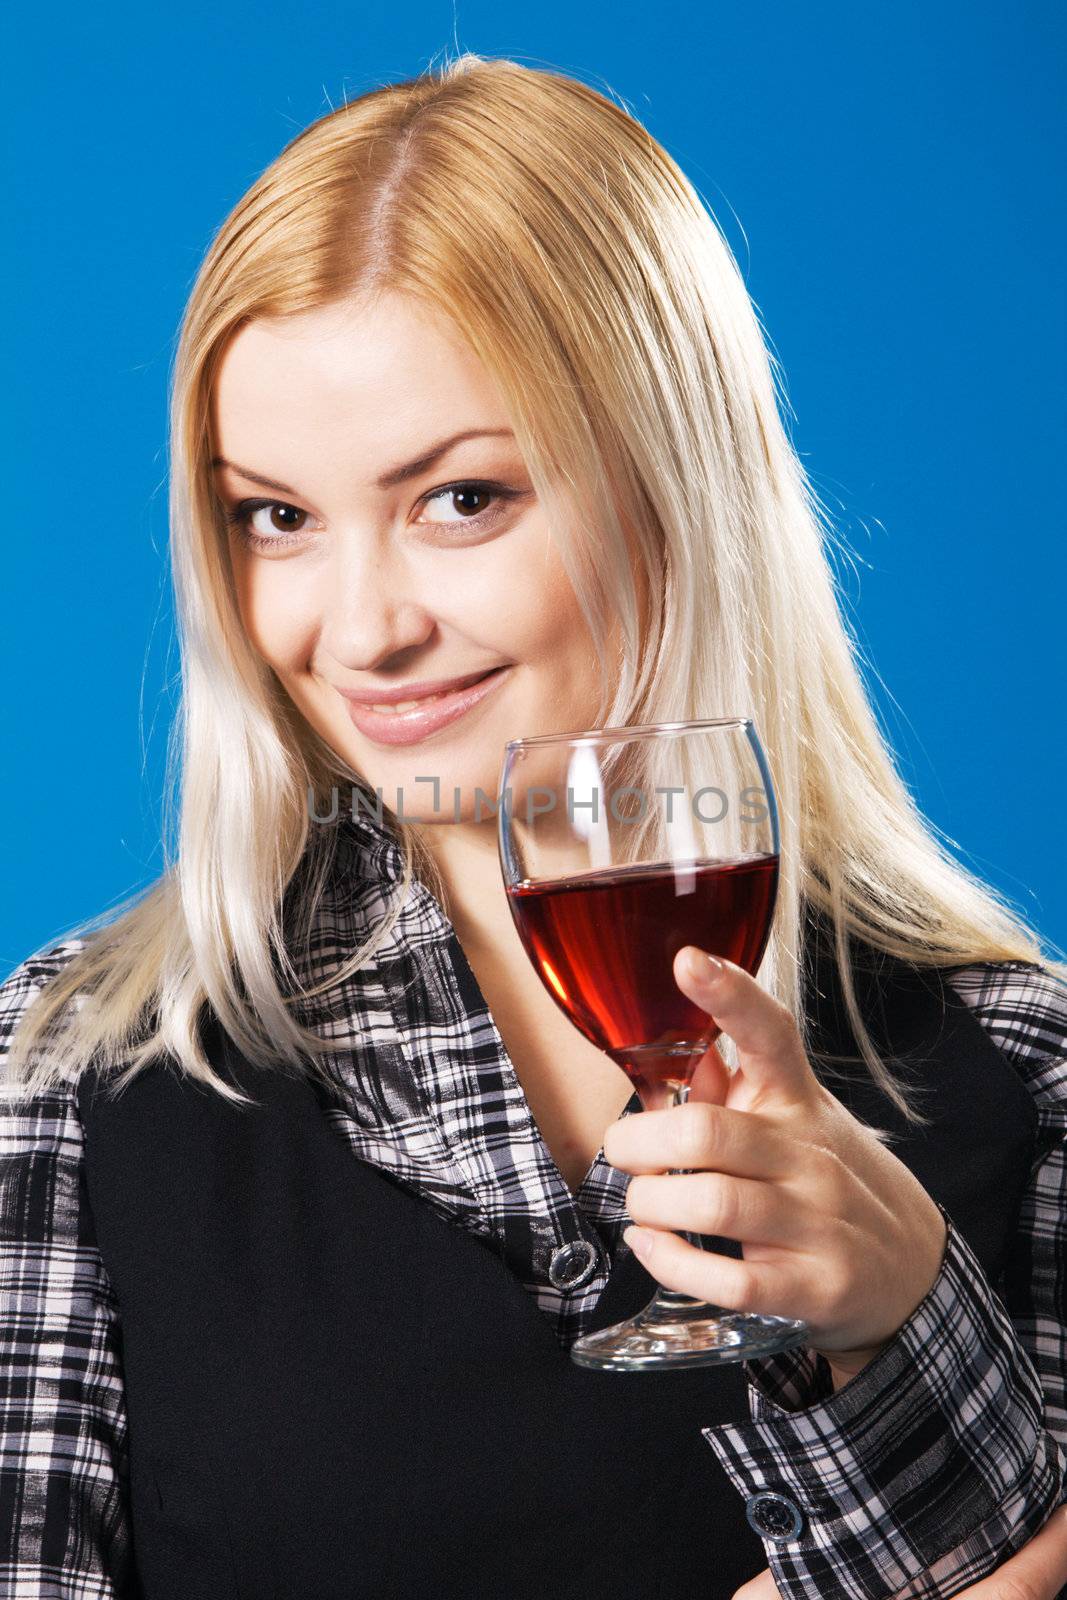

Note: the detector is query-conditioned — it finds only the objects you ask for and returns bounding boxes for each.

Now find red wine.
[506,854,778,1107]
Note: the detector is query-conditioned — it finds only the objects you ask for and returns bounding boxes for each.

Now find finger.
[621,1222,792,1318]
[625,1170,804,1248]
[674,949,818,1109]
[603,1098,794,1183]
[731,1568,781,1599]
[953,1502,1067,1597]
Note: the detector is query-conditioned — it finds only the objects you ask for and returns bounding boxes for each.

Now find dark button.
[548,1238,599,1290]
[744,1491,805,1543]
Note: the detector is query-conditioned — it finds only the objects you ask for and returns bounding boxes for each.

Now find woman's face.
[212,291,615,825]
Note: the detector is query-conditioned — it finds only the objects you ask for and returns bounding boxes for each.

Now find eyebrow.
[210,427,515,496]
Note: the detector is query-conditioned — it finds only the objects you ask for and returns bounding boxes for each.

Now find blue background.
[6,1,1065,972]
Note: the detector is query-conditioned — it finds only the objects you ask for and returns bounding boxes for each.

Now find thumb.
[674,947,817,1111]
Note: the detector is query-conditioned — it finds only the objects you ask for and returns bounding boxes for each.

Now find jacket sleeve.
[700,1047,1067,1600]
[0,953,136,1598]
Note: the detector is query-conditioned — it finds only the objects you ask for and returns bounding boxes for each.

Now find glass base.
[570,1292,809,1371]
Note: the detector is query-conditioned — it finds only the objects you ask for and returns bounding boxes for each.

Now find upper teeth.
[367,677,490,714]
[371,695,445,713]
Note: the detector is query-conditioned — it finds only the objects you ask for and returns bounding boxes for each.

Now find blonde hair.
[5,52,1064,1123]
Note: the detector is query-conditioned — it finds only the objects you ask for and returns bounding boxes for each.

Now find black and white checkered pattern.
[1,803,1065,1596]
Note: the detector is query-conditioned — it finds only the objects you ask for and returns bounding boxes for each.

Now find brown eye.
[450,486,492,516]
[264,504,306,532]
[223,498,313,551]
[416,480,523,531]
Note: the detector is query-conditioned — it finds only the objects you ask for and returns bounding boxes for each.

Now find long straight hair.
[5,52,1064,1122]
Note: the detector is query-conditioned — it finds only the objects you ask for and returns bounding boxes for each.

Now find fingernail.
[686,947,725,983]
[623,1225,653,1260]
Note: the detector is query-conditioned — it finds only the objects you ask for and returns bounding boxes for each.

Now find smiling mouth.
[338,664,512,746]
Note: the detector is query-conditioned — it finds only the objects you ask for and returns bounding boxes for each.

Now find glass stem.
[644,1080,729,1315]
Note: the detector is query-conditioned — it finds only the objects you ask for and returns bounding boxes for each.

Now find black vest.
[76,922,1040,1599]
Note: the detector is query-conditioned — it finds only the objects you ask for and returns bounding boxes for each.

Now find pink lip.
[340,665,511,746]
[338,667,499,706]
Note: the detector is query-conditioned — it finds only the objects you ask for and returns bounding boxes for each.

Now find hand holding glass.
[497,717,809,1371]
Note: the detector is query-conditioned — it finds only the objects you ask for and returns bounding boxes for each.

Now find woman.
[1,53,1065,1600]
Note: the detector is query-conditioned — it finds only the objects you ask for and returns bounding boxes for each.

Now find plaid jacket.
[1,802,1065,1598]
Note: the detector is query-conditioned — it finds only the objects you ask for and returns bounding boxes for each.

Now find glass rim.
[504,715,753,751]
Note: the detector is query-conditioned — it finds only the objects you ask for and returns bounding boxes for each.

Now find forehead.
[211,293,514,475]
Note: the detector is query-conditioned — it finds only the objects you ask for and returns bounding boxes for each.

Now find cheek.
[458,532,593,662]
[232,556,317,670]
[469,580,585,660]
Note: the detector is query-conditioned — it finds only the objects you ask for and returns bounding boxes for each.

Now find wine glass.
[497,717,809,1371]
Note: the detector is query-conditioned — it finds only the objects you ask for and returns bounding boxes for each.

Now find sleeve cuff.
[741,1340,837,1412]
[701,1206,1065,1599]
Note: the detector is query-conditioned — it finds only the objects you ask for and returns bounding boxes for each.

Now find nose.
[318,530,437,673]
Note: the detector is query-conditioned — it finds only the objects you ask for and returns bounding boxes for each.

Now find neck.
[409,817,510,947]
